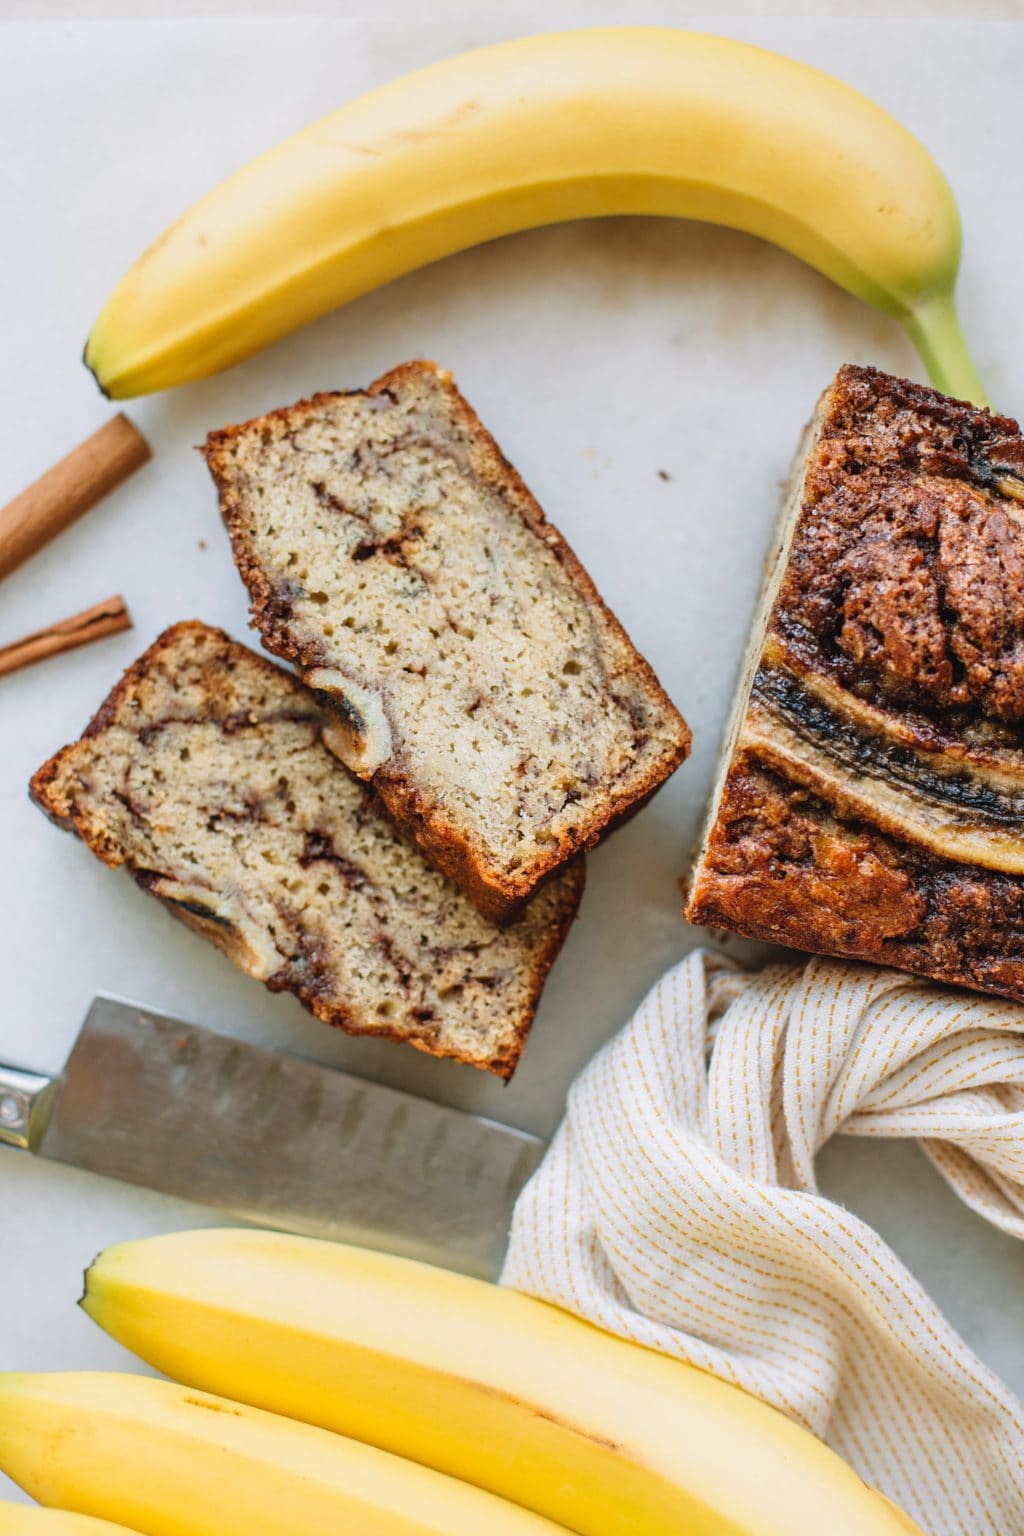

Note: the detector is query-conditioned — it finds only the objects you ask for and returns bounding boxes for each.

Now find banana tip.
[81,338,111,400]
[77,1254,102,1313]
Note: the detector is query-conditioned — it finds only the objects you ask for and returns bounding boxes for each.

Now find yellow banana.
[0,1372,569,1536]
[85,28,984,405]
[82,1228,923,1536]
[0,1508,141,1536]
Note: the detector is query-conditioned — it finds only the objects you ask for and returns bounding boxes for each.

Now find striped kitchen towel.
[502,949,1024,1535]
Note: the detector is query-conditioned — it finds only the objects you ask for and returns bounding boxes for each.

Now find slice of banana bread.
[205,361,690,921]
[30,622,583,1077]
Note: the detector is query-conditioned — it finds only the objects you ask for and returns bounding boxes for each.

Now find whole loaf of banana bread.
[687,364,1024,1001]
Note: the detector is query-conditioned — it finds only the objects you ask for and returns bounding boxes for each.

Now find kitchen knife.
[0,995,545,1279]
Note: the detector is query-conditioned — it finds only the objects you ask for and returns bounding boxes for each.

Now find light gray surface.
[8,0,1023,16]
[1,7,1022,1505]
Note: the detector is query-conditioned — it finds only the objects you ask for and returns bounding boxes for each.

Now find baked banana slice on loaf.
[205,361,690,921]
[30,622,583,1077]
[687,364,1024,1001]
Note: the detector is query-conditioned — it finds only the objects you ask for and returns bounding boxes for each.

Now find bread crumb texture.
[206,361,689,918]
[30,623,583,1077]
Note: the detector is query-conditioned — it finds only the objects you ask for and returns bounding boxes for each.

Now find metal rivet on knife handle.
[0,1064,56,1151]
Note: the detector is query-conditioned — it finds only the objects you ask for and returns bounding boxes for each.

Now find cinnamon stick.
[0,596,132,678]
[0,415,151,582]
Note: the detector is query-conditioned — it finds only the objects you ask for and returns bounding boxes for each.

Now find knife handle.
[0,1064,55,1150]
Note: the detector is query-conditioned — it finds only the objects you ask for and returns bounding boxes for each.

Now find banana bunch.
[0,1372,564,1536]
[85,28,985,405]
[0,1228,922,1535]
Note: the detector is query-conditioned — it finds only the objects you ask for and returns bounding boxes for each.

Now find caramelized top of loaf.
[206,362,689,916]
[30,623,583,1077]
[772,365,1024,740]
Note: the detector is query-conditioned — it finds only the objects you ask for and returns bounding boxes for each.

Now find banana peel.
[78,1228,924,1536]
[84,28,986,405]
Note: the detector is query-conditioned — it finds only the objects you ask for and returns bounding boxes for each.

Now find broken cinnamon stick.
[0,596,132,678]
[0,415,151,582]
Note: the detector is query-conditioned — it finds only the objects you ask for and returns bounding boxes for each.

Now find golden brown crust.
[30,621,584,1077]
[687,755,1024,1001]
[205,361,690,920]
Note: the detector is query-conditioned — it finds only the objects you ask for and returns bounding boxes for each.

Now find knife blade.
[0,996,545,1279]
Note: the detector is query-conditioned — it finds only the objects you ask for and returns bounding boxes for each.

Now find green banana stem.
[903,292,989,408]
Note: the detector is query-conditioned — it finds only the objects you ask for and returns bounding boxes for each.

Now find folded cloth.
[502,949,1024,1535]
